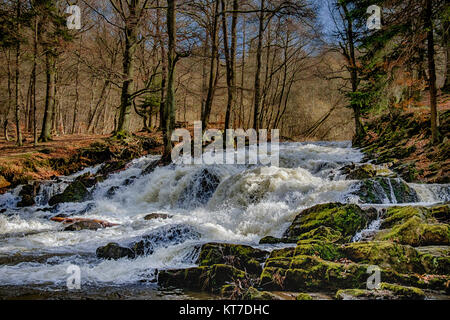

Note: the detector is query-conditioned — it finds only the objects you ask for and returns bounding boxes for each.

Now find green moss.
[294,240,342,261]
[259,236,285,244]
[283,203,368,241]
[379,283,425,300]
[261,254,368,291]
[48,180,89,206]
[335,289,371,300]
[242,287,278,300]
[295,293,313,300]
[197,243,268,275]
[381,206,428,228]
[377,216,450,247]
[296,226,344,243]
[158,264,246,292]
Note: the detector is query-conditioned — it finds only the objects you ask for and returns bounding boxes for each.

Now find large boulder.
[335,283,425,300]
[96,243,136,260]
[158,264,245,292]
[340,241,425,274]
[353,177,419,204]
[376,216,450,247]
[341,163,396,180]
[196,243,269,275]
[48,180,89,206]
[17,183,39,207]
[282,203,370,242]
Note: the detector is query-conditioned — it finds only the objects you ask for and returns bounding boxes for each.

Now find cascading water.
[0,141,448,296]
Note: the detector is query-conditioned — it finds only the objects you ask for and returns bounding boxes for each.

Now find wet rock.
[142,160,160,175]
[340,241,425,274]
[282,203,369,242]
[341,163,396,180]
[197,243,269,275]
[17,183,39,207]
[48,180,89,206]
[242,287,280,300]
[376,216,450,247]
[260,252,369,291]
[51,217,119,231]
[336,283,425,300]
[296,293,313,300]
[106,186,119,198]
[64,221,104,231]
[75,173,104,188]
[132,224,201,256]
[158,264,246,292]
[98,160,127,177]
[96,243,136,260]
[259,236,289,244]
[381,206,429,229]
[430,205,450,224]
[416,246,450,275]
[353,177,419,204]
[144,213,173,220]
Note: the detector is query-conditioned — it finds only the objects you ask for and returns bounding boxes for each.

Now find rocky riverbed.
[0,141,448,300]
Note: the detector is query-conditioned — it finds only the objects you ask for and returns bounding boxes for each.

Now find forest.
[0,0,446,153]
[0,0,449,303]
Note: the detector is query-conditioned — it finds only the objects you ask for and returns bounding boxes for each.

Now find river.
[0,141,448,299]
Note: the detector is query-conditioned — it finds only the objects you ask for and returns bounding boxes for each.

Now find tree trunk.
[162,0,177,162]
[253,0,265,131]
[202,0,220,131]
[15,0,22,146]
[115,15,138,136]
[222,0,238,131]
[442,20,450,93]
[426,0,439,144]
[39,51,56,142]
[342,3,365,142]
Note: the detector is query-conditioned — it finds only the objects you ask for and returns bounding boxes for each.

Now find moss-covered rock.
[416,246,450,275]
[341,163,396,180]
[354,177,419,204]
[294,240,342,261]
[48,180,89,206]
[283,203,369,242]
[430,205,450,224]
[295,293,313,300]
[296,226,344,243]
[376,216,450,247]
[341,241,424,274]
[261,253,369,291]
[381,206,429,229]
[335,284,425,300]
[259,236,290,244]
[158,264,246,292]
[242,287,279,300]
[17,183,38,207]
[64,220,105,231]
[379,283,425,300]
[196,243,268,275]
[96,243,135,260]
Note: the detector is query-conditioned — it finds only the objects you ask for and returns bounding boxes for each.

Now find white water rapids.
[0,141,448,290]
